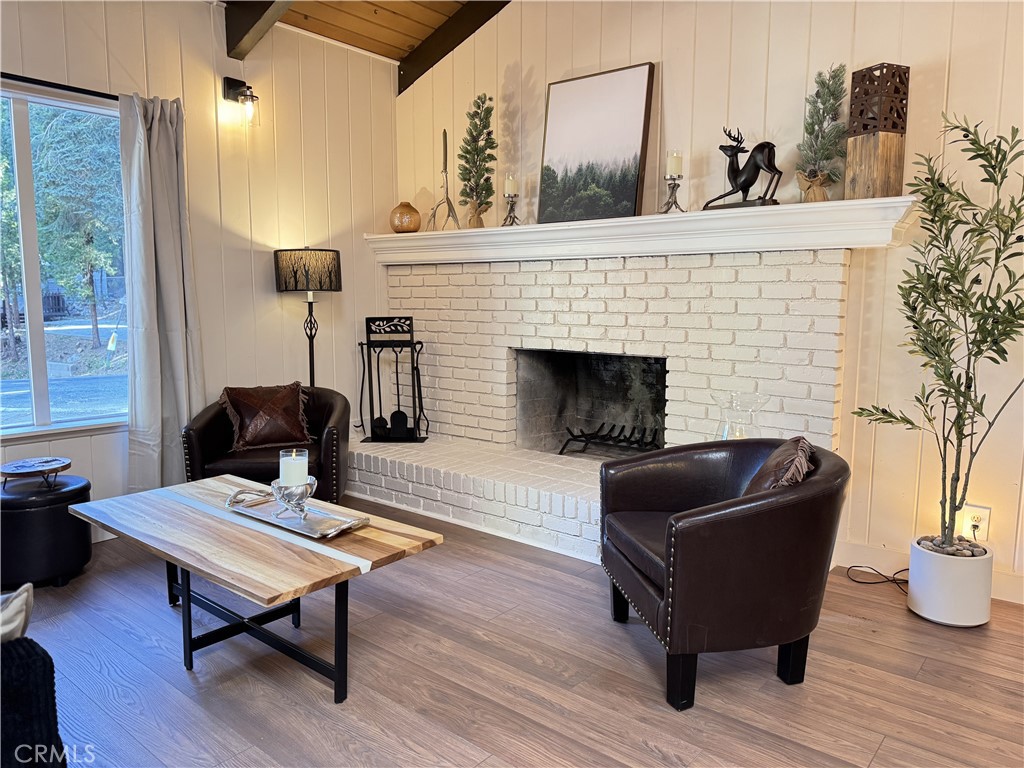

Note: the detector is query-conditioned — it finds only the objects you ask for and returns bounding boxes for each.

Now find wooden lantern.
[845,63,910,199]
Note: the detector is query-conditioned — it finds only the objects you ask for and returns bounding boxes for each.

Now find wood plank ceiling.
[279,1,466,62]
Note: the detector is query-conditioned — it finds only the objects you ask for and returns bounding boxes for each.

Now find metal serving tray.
[225,493,370,539]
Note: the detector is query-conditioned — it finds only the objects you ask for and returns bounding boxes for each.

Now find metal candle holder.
[425,129,460,231]
[659,175,685,213]
[501,193,521,226]
[271,477,318,519]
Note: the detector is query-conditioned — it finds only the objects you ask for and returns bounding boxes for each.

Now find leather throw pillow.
[742,436,815,495]
[218,382,311,451]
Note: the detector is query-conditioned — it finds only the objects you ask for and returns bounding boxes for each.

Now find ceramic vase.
[390,201,421,233]
[907,540,993,627]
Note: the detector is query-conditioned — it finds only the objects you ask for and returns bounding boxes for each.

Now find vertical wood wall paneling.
[213,5,258,387]
[270,27,308,384]
[599,2,631,71]
[473,19,498,228]
[497,4,523,212]
[63,2,109,94]
[141,2,183,100]
[432,54,455,228]
[0,1,23,73]
[243,24,285,385]
[725,3,770,201]
[104,1,147,96]
[452,40,475,229]
[325,46,355,398]
[518,1,547,222]
[629,1,663,216]
[688,2,733,208]
[660,2,696,211]
[395,80,416,207]
[298,36,332,388]
[763,1,811,205]
[412,69,435,218]
[17,1,68,85]
[178,2,226,402]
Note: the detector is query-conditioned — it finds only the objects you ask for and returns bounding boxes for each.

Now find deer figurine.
[702,127,783,209]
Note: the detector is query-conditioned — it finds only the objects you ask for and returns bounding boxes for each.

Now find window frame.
[1,79,127,437]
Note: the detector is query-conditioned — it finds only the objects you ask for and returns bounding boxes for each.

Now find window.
[1,86,127,432]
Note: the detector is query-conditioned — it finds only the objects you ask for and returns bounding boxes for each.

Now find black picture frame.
[538,62,655,224]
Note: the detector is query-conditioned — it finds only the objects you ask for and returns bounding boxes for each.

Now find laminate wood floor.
[27,496,1024,768]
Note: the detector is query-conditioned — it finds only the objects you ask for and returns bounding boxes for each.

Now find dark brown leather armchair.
[601,438,850,710]
[181,386,350,503]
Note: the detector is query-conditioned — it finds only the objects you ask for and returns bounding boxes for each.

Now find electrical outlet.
[960,503,991,542]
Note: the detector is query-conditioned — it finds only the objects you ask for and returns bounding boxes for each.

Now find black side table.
[1,474,92,590]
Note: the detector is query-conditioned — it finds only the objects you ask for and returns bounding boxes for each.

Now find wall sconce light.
[223,76,260,127]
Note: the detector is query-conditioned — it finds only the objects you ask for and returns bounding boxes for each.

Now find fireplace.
[516,349,667,457]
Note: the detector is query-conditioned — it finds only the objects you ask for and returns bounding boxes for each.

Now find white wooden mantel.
[365,196,917,266]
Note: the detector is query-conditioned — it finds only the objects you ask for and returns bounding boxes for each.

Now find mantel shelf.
[365,196,917,265]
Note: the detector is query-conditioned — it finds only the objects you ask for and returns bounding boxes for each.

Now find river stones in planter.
[916,534,987,557]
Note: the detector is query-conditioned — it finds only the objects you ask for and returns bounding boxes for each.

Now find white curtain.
[119,94,206,492]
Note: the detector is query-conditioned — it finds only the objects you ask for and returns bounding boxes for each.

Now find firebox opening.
[515,349,668,459]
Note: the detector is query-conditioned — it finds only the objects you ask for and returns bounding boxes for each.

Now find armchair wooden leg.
[610,581,629,622]
[777,635,809,685]
[666,653,698,710]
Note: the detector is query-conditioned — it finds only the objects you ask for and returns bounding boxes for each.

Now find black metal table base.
[165,562,348,703]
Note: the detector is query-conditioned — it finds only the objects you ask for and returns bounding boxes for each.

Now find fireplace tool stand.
[357,317,428,443]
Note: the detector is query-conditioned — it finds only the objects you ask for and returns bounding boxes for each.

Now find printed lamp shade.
[274,248,342,293]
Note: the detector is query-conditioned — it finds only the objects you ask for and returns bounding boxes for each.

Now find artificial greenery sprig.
[457,94,498,210]
[854,116,1024,548]
[796,64,848,183]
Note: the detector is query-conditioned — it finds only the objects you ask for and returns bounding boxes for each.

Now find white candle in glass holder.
[279,448,308,486]
[666,149,683,177]
[505,173,518,196]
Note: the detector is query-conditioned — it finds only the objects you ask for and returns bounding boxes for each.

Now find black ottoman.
[1,475,92,590]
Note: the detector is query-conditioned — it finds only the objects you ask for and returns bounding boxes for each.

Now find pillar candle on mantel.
[505,173,518,196]
[279,448,308,486]
[666,150,683,177]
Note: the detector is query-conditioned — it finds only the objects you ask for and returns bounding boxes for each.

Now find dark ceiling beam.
[225,1,293,60]
[398,1,509,95]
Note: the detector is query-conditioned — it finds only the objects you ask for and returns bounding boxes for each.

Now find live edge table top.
[68,475,443,607]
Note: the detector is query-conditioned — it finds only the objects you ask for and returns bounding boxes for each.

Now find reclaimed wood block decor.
[845,63,910,199]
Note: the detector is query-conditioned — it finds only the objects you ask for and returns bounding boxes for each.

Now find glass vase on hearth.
[711,392,771,440]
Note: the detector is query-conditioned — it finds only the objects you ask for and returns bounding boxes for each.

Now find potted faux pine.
[854,116,1024,626]
[796,64,847,202]
[457,93,498,228]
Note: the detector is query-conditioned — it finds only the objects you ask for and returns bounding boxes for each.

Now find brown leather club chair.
[181,386,350,504]
[600,438,851,710]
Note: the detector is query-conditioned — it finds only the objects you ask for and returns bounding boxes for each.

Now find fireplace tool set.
[358,317,428,442]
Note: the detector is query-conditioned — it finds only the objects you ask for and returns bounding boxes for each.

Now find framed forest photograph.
[538,63,655,224]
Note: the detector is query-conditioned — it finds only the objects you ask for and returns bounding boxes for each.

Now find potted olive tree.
[854,116,1024,627]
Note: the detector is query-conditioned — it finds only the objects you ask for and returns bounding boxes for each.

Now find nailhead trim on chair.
[666,522,677,647]
[182,434,194,481]
[327,427,338,503]
[601,559,669,649]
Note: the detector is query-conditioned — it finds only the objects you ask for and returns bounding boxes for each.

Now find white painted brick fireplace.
[352,199,914,560]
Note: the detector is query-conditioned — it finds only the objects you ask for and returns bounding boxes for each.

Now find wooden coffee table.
[68,474,442,703]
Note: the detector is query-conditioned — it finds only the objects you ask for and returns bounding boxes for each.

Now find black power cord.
[846,565,910,595]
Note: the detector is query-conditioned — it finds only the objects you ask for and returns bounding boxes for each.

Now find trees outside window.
[0,90,127,430]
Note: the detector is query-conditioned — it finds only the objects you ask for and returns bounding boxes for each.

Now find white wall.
[0,1,396,499]
[395,0,1023,599]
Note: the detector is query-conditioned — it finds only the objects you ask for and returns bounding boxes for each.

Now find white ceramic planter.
[907,540,993,627]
